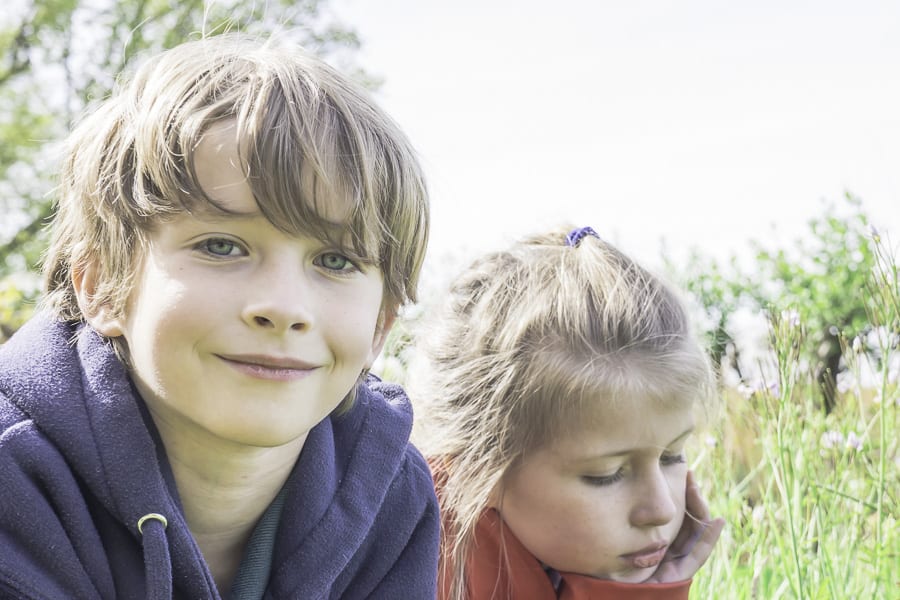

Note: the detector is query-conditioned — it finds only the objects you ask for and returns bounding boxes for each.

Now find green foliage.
[672,194,883,411]
[672,250,748,378]
[749,194,874,335]
[0,0,362,280]
[0,274,38,340]
[690,235,899,598]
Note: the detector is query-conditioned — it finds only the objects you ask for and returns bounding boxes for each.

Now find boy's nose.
[242,271,315,333]
[629,468,679,528]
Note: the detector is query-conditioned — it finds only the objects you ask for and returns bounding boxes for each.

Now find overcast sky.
[329,0,899,285]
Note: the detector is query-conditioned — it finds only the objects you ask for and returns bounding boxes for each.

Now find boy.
[0,35,438,599]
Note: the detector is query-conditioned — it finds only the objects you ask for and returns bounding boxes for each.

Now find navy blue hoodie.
[0,314,440,599]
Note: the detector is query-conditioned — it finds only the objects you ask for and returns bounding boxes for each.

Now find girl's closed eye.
[581,469,625,487]
[660,452,686,467]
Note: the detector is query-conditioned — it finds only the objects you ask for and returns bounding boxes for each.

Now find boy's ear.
[365,309,397,369]
[72,262,125,338]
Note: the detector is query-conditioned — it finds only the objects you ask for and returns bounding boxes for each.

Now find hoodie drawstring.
[138,513,173,600]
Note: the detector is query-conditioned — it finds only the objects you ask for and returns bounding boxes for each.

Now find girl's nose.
[629,468,679,528]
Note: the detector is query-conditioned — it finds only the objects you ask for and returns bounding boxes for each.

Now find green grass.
[689,249,899,599]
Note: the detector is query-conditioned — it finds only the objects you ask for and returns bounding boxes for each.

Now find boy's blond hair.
[43,34,429,330]
[409,227,715,600]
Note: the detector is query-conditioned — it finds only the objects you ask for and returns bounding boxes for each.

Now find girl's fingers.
[645,471,725,583]
[669,471,708,555]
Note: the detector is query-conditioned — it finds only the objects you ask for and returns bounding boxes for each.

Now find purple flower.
[867,224,881,242]
[820,430,844,449]
[781,309,801,328]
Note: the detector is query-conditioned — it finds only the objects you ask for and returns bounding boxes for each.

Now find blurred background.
[330,0,900,277]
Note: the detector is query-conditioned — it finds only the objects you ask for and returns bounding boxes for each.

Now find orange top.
[456,509,691,600]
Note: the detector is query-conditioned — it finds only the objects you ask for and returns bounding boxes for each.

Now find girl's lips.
[621,544,668,569]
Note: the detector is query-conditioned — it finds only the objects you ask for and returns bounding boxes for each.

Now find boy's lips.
[216,353,319,381]
[620,543,668,569]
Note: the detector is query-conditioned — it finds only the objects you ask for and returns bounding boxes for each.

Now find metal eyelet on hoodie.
[137,513,168,534]
[138,513,173,600]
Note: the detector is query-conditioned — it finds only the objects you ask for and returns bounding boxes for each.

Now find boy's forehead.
[193,121,354,225]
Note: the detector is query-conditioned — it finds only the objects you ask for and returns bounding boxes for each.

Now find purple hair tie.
[565,226,599,247]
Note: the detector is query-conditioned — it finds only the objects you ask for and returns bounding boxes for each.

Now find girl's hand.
[644,470,725,583]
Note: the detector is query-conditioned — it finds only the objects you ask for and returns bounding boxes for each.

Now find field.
[690,363,898,598]
[687,260,899,598]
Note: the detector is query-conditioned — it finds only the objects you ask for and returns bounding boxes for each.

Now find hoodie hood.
[1,313,215,598]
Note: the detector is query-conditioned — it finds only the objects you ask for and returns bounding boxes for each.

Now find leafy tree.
[672,194,882,412]
[0,0,363,335]
[668,250,749,383]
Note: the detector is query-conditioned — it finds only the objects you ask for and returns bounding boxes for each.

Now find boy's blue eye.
[581,470,625,487]
[202,238,241,257]
[317,252,353,271]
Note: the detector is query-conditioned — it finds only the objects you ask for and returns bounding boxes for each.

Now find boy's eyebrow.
[566,427,695,462]
[188,206,262,221]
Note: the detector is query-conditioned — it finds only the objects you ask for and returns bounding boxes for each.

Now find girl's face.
[496,394,694,583]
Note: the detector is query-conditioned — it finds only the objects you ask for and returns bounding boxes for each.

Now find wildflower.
[820,430,844,449]
[851,336,863,354]
[867,224,881,243]
[704,435,717,448]
[767,381,780,397]
[736,383,754,399]
[781,309,801,328]
[845,431,863,451]
[836,373,852,395]
[751,504,765,524]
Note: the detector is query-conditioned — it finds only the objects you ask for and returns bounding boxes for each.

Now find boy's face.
[496,394,693,583]
[90,122,391,448]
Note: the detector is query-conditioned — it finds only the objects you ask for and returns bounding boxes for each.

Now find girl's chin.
[598,566,658,585]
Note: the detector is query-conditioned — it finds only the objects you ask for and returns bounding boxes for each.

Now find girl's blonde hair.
[409,227,715,600]
[43,33,429,328]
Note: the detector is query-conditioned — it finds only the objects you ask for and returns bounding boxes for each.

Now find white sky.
[330,0,899,283]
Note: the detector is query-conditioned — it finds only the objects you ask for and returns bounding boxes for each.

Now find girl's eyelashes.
[581,453,686,487]
[581,470,625,487]
[660,453,686,467]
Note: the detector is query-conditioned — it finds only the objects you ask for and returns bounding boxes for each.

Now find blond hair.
[409,227,715,600]
[43,33,429,329]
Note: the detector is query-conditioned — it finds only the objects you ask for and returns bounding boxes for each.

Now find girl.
[410,227,725,599]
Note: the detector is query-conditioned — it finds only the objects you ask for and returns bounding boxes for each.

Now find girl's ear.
[364,308,397,370]
[486,480,504,510]
[72,262,125,337]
